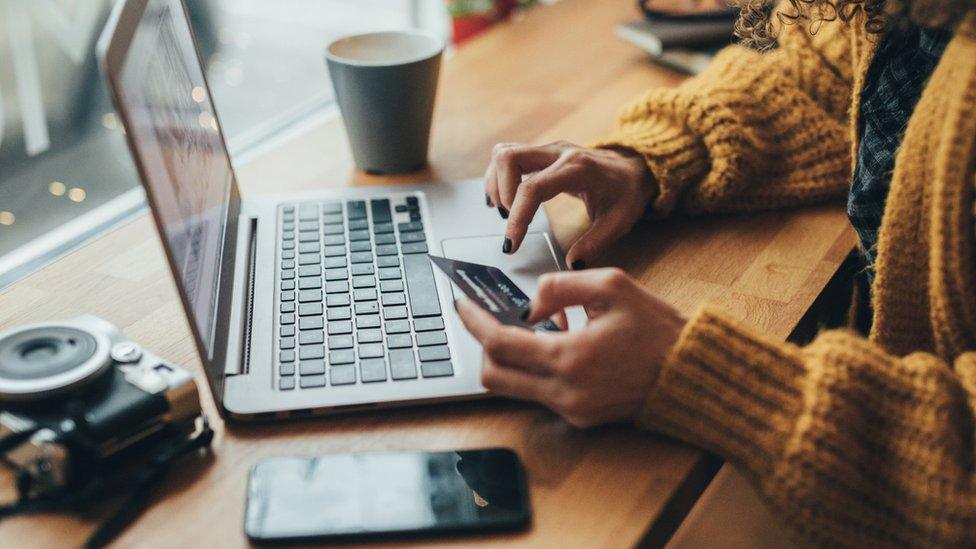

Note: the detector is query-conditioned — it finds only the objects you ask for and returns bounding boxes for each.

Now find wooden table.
[0,1,856,546]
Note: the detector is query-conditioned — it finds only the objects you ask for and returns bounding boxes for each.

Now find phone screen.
[244,448,530,542]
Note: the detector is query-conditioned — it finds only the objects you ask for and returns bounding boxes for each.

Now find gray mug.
[325,31,444,174]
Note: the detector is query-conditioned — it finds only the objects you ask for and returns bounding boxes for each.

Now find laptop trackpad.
[440,232,561,299]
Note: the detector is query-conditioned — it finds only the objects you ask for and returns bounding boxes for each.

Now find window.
[0,0,448,288]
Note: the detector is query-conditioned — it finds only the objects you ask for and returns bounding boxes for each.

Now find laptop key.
[327,320,353,335]
[281,260,296,270]
[353,288,378,302]
[280,325,295,337]
[324,256,347,268]
[280,302,296,313]
[357,329,382,343]
[351,263,374,276]
[299,317,323,330]
[406,196,418,206]
[350,252,373,264]
[402,254,441,317]
[279,376,296,390]
[329,335,354,349]
[421,360,454,378]
[383,306,408,320]
[299,265,320,277]
[355,302,380,315]
[299,303,322,316]
[323,223,345,235]
[357,316,381,329]
[300,374,326,388]
[398,231,426,244]
[326,294,350,307]
[360,358,387,383]
[281,280,296,291]
[299,346,325,360]
[280,337,295,350]
[347,200,367,219]
[298,231,318,243]
[398,221,424,233]
[326,281,349,294]
[373,223,394,235]
[324,234,345,246]
[387,334,413,348]
[325,268,348,281]
[298,242,318,254]
[382,293,406,307]
[324,245,346,257]
[322,213,343,225]
[389,349,418,380]
[321,201,342,214]
[279,350,295,362]
[299,331,324,345]
[282,241,295,250]
[378,267,402,280]
[298,221,317,232]
[280,313,296,325]
[327,307,351,320]
[414,316,444,332]
[376,255,399,268]
[281,269,295,280]
[350,240,372,253]
[385,320,410,334]
[348,218,368,231]
[281,250,295,261]
[375,244,397,256]
[380,280,404,292]
[299,289,322,303]
[416,330,448,346]
[348,230,370,241]
[330,365,356,385]
[418,345,450,362]
[298,204,318,220]
[371,199,392,223]
[374,233,396,246]
[352,275,376,288]
[358,343,384,359]
[300,360,326,375]
[298,253,320,266]
[279,362,295,376]
[329,349,355,365]
[299,277,322,290]
[400,242,428,254]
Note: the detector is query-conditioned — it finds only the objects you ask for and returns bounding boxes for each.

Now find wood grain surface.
[0,1,855,547]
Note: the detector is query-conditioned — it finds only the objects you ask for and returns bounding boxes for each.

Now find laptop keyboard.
[276,195,454,390]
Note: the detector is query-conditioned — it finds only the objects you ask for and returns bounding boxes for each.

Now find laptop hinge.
[228,216,258,376]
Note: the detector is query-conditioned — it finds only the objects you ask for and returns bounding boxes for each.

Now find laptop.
[96,0,566,419]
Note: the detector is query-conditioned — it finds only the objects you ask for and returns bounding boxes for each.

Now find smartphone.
[244,448,531,544]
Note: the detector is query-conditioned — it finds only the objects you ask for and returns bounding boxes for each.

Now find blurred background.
[0,0,539,288]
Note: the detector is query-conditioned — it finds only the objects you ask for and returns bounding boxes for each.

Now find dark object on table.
[245,448,530,543]
[619,2,738,74]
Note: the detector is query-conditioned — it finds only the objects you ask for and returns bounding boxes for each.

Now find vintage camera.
[0,315,204,498]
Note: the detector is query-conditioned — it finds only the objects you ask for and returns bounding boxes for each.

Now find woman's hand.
[484,141,654,269]
[455,268,687,428]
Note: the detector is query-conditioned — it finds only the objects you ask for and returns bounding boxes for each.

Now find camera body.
[0,315,202,496]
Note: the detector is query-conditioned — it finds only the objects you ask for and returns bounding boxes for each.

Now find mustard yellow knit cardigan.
[596,10,976,547]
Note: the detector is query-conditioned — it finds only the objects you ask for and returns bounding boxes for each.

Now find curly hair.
[733,0,976,49]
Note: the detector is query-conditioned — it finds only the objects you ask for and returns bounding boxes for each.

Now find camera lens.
[0,325,110,399]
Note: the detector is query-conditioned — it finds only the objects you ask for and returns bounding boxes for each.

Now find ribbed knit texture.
[596,10,976,547]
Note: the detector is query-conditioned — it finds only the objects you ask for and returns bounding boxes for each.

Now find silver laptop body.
[98,0,565,420]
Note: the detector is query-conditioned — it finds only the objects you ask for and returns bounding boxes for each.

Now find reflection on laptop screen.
[117,0,233,357]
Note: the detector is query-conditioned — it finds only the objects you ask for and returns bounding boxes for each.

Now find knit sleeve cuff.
[638,306,808,472]
[591,119,709,218]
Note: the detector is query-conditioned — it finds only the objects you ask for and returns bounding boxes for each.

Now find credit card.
[428,255,560,332]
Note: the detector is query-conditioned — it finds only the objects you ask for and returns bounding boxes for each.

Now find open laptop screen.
[115,0,234,358]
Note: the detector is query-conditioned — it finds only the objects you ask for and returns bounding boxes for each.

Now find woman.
[456,0,976,545]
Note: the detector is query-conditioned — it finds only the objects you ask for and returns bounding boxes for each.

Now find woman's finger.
[505,158,589,254]
[480,357,556,405]
[526,269,632,323]
[455,298,557,375]
[494,144,564,210]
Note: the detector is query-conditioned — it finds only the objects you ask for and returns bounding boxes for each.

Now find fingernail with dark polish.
[497,206,509,219]
[485,194,492,207]
[502,237,513,254]
[571,259,585,270]
[519,307,531,321]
